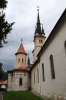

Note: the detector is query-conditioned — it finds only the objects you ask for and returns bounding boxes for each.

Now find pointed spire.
[27,53,30,65]
[35,6,41,35]
[37,6,40,24]
[42,24,44,34]
[35,26,38,35]
[42,24,45,35]
[15,39,27,55]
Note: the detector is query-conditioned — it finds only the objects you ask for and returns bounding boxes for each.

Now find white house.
[0,80,7,89]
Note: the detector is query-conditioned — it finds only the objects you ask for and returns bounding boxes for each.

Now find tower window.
[19,78,22,86]
[42,63,45,81]
[50,55,55,79]
[18,58,20,63]
[41,40,43,43]
[39,40,40,43]
[39,40,43,43]
[22,59,23,63]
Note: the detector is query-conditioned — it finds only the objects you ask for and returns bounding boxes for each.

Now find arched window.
[22,59,23,63]
[64,40,66,47]
[16,59,17,63]
[64,40,66,55]
[19,78,22,86]
[37,67,39,83]
[50,55,55,79]
[42,63,45,81]
[18,58,20,63]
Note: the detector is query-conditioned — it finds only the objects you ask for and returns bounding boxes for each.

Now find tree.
[2,71,8,81]
[0,0,15,47]
[0,62,3,80]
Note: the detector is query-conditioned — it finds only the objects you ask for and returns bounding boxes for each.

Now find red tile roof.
[7,67,28,72]
[15,43,27,55]
[0,80,7,85]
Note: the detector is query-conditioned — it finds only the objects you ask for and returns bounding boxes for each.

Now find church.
[7,8,66,99]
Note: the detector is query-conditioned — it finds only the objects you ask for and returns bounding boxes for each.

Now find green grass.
[3,91,45,100]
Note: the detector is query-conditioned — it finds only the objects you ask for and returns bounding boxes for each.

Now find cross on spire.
[37,6,39,12]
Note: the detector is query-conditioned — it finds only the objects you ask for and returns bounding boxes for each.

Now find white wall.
[39,21,66,97]
[31,20,66,97]
[31,63,40,93]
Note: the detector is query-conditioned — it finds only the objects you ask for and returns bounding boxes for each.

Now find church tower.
[32,8,46,62]
[15,40,27,68]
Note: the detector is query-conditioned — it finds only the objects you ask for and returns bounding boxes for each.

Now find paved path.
[0,92,3,100]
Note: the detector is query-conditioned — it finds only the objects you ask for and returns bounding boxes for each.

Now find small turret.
[15,39,27,68]
[41,24,45,36]
[27,54,30,65]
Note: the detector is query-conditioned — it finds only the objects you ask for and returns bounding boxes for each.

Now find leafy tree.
[0,62,3,80]
[0,0,15,47]
[2,71,8,81]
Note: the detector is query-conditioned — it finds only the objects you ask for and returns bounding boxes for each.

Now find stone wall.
[7,71,29,91]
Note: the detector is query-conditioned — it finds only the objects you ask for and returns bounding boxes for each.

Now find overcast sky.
[0,0,66,71]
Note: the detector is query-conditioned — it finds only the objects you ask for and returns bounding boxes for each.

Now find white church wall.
[31,63,40,93]
[39,22,66,97]
[34,47,41,61]
[31,17,66,98]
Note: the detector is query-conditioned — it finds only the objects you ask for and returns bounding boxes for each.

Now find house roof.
[37,8,66,57]
[0,80,7,85]
[7,67,29,72]
[15,43,27,55]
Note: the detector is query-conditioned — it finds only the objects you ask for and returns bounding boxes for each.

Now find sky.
[0,0,66,71]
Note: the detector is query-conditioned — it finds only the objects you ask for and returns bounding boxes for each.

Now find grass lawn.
[3,91,45,100]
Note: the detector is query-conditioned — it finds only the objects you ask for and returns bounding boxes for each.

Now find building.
[31,9,66,99]
[0,80,7,89]
[7,8,66,99]
[7,41,31,91]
